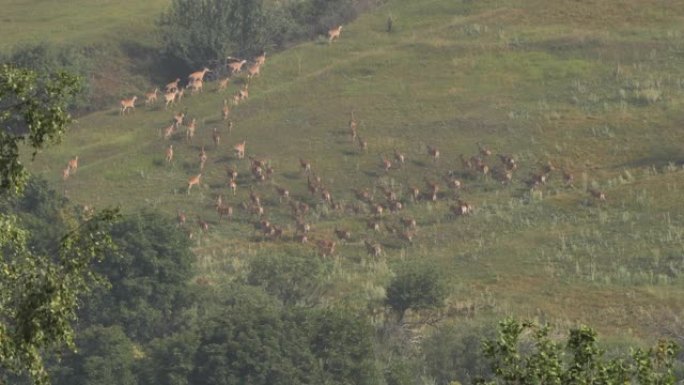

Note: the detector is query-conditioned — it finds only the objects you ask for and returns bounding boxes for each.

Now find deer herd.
[62,23,611,258]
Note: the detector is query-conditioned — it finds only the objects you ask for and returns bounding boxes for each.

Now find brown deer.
[233,141,246,159]
[188,67,211,83]
[371,204,384,217]
[68,156,79,173]
[299,158,312,174]
[353,188,373,203]
[427,145,440,163]
[175,88,185,103]
[246,62,261,79]
[451,199,473,217]
[120,96,137,115]
[217,77,230,92]
[498,154,517,171]
[320,188,333,205]
[589,188,606,202]
[222,100,230,120]
[409,186,420,202]
[228,178,237,196]
[165,78,181,93]
[186,118,197,143]
[399,230,415,244]
[400,217,417,229]
[164,90,177,109]
[198,217,210,232]
[460,154,473,170]
[295,219,311,235]
[162,124,175,140]
[381,157,392,173]
[562,169,574,187]
[212,127,221,148]
[477,142,492,157]
[144,88,159,106]
[394,149,405,165]
[328,25,343,43]
[425,179,439,201]
[173,112,185,128]
[367,220,381,232]
[275,186,290,202]
[334,228,351,242]
[199,146,208,171]
[217,204,233,222]
[364,240,382,258]
[177,211,186,226]
[187,78,203,94]
[165,144,174,163]
[187,173,202,194]
[227,58,247,74]
[357,136,368,152]
[254,51,266,66]
[227,166,238,181]
[239,84,249,101]
[316,239,336,257]
[62,166,70,181]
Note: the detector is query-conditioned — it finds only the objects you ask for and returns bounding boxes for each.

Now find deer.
[187,173,202,194]
[353,188,373,203]
[357,136,368,152]
[217,204,233,222]
[227,166,238,181]
[425,179,439,201]
[67,156,79,173]
[477,142,492,157]
[164,90,177,109]
[498,154,517,171]
[198,217,210,232]
[120,96,137,115]
[460,154,473,170]
[246,62,261,80]
[212,127,221,148]
[199,146,208,171]
[162,124,175,140]
[589,188,606,202]
[187,78,203,94]
[228,178,237,196]
[62,166,70,181]
[239,84,249,101]
[400,217,417,230]
[294,234,308,244]
[144,88,159,106]
[451,200,473,217]
[165,144,174,163]
[389,200,403,213]
[371,204,384,217]
[427,145,440,163]
[295,218,311,235]
[175,88,185,103]
[233,141,246,159]
[188,67,211,83]
[364,240,382,258]
[408,186,420,202]
[177,211,187,226]
[165,78,181,93]
[275,186,290,203]
[222,100,231,120]
[307,176,318,196]
[367,220,381,232]
[299,158,312,174]
[328,25,343,43]
[254,51,266,67]
[349,112,358,143]
[321,188,333,206]
[217,77,230,92]
[316,239,336,257]
[216,194,223,209]
[227,58,247,74]
[186,118,197,143]
[334,228,351,242]
[446,177,462,191]
[381,157,392,173]
[493,166,513,185]
[562,168,575,187]
[399,230,416,244]
[394,149,405,166]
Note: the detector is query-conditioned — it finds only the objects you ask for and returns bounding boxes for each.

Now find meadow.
[12,0,684,346]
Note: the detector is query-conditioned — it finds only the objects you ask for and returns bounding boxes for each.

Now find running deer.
[275,186,290,202]
[228,178,237,196]
[334,228,352,242]
[498,154,517,171]
[188,67,211,83]
[239,84,249,101]
[175,88,185,103]
[427,145,440,163]
[187,79,203,94]
[165,78,181,93]
[254,51,266,66]
[145,88,159,106]
[451,199,473,217]
[217,204,233,222]
[217,77,230,92]
[227,166,238,181]
[68,156,79,173]
[62,166,70,181]
[165,144,174,163]
[328,25,343,43]
[198,217,210,232]
[589,188,606,202]
[212,127,221,148]
[394,149,405,165]
[381,157,392,173]
[162,124,175,140]
[409,186,420,202]
[247,62,261,79]
[164,90,177,109]
[562,169,574,187]
[227,58,247,74]
[299,158,312,174]
[316,239,336,257]
[401,217,417,229]
[222,100,230,120]
[425,179,439,201]
[120,96,137,115]
[364,240,382,258]
[199,146,208,171]
[233,140,247,159]
[187,173,202,194]
[186,118,197,143]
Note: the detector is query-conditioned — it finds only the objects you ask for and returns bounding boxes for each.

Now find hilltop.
[22,0,684,345]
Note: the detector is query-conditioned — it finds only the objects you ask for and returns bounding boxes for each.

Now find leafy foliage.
[385,262,448,321]
[81,210,194,342]
[476,318,680,385]
[0,64,80,194]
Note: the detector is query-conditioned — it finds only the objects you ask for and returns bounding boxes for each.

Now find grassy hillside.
[26,0,684,344]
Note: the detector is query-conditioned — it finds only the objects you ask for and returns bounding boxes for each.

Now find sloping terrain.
[26,0,684,343]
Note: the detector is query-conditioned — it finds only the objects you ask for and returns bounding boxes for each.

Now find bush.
[385,262,448,321]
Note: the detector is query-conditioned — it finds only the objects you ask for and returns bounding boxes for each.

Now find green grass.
[19,0,684,343]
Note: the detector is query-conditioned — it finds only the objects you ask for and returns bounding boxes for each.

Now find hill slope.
[28,0,684,342]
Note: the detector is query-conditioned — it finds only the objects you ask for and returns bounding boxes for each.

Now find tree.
[0,64,118,384]
[385,262,448,321]
[159,0,267,69]
[476,318,680,385]
[246,252,327,305]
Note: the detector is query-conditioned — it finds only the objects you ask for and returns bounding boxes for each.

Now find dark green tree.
[50,325,139,385]
[246,252,327,305]
[385,262,448,321]
[81,210,194,342]
[159,0,267,68]
[476,318,680,385]
[0,64,118,384]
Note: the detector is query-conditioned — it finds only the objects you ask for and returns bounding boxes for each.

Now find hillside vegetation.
[25,0,684,347]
